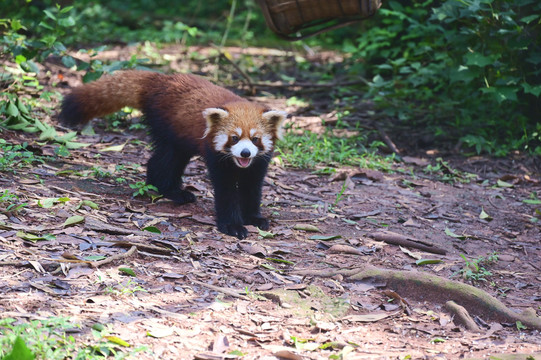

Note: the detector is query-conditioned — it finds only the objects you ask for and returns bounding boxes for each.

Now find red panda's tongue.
[237,157,251,167]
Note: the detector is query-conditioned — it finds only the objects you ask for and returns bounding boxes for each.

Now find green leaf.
[92,323,105,331]
[10,19,24,31]
[293,224,321,232]
[496,179,513,188]
[54,145,71,157]
[523,199,541,205]
[100,143,126,152]
[83,71,103,83]
[79,200,99,209]
[118,267,136,276]
[444,228,466,240]
[479,208,493,221]
[415,259,443,266]
[61,56,77,68]
[63,215,85,227]
[20,60,40,74]
[64,141,91,149]
[55,131,78,142]
[258,228,275,238]
[6,101,19,117]
[42,9,57,21]
[265,257,294,265]
[464,52,498,67]
[16,231,55,242]
[60,6,74,13]
[58,16,76,27]
[3,336,35,360]
[80,123,96,136]
[84,255,107,261]
[15,54,27,64]
[142,226,161,234]
[522,82,541,97]
[309,234,341,241]
[520,14,539,24]
[104,335,130,347]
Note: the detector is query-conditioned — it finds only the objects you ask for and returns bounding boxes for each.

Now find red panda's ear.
[262,110,288,139]
[202,108,229,138]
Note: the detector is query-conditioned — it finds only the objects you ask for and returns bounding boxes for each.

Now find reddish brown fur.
[63,70,274,152]
[59,70,287,239]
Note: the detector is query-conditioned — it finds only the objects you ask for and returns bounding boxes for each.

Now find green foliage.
[104,279,148,296]
[456,252,499,282]
[423,157,477,183]
[0,5,150,144]
[129,181,159,198]
[348,0,541,155]
[2,0,540,157]
[0,139,44,172]
[0,316,147,359]
[1,0,258,47]
[277,131,395,171]
[0,189,28,214]
[2,336,35,360]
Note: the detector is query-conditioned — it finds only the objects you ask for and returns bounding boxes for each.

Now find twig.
[375,124,400,154]
[0,261,30,267]
[90,246,137,268]
[371,231,447,255]
[218,53,255,95]
[190,279,249,300]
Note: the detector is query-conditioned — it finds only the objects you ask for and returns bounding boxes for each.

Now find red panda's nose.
[240,149,251,158]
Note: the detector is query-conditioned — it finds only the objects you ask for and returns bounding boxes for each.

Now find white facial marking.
[235,127,243,136]
[213,133,228,151]
[261,134,273,152]
[231,139,258,158]
[250,128,257,137]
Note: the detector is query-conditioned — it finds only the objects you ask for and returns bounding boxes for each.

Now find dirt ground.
[1,45,540,359]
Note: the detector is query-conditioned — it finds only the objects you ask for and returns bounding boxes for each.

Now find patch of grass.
[0,140,45,173]
[423,158,477,184]
[456,253,499,283]
[104,279,148,296]
[0,316,147,359]
[277,131,395,171]
[0,189,28,215]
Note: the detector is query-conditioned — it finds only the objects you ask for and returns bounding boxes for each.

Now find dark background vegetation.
[1,0,540,156]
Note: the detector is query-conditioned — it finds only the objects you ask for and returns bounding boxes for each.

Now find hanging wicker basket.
[257,0,382,40]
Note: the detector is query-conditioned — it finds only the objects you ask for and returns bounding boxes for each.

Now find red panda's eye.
[251,137,259,144]
[231,135,239,144]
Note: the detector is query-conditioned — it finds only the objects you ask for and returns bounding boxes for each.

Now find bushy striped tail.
[58,70,153,127]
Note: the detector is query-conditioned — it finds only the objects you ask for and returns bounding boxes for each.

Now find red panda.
[58,70,287,239]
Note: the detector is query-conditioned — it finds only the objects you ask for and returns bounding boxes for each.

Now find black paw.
[166,189,196,204]
[218,222,248,239]
[245,215,269,230]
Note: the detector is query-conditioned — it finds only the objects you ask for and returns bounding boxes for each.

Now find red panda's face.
[202,103,287,168]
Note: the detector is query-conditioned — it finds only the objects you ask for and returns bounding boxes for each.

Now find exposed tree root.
[445,300,481,332]
[292,266,541,330]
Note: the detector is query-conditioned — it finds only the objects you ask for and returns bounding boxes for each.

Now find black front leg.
[147,142,196,204]
[205,151,247,239]
[239,155,271,230]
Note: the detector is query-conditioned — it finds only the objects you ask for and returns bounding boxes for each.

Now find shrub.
[346,0,541,155]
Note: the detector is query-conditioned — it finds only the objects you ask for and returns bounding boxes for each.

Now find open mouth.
[234,157,252,168]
